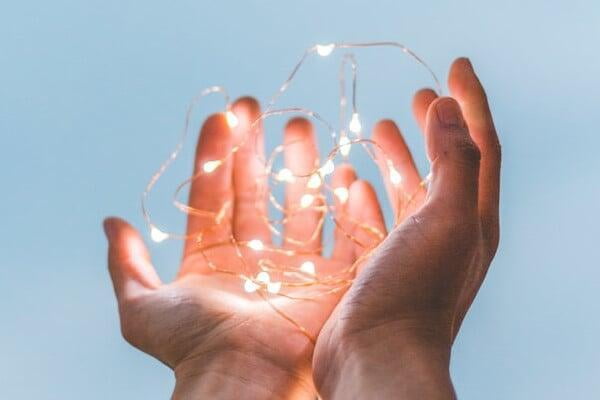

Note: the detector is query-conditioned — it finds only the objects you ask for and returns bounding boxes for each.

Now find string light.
[339,135,352,157]
[307,173,322,189]
[276,168,295,183]
[141,41,442,342]
[334,187,349,204]
[225,110,239,128]
[349,112,362,133]
[300,261,316,275]
[316,43,335,56]
[247,239,265,251]
[388,161,403,186]
[300,193,315,208]
[150,226,169,243]
[202,159,222,173]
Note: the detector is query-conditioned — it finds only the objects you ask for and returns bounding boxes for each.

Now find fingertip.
[232,96,260,115]
[332,163,357,182]
[412,88,438,131]
[285,117,313,141]
[202,113,231,137]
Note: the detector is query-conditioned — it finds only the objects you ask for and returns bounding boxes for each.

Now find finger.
[185,113,234,256]
[412,88,438,134]
[331,163,357,262]
[372,120,424,222]
[448,58,501,250]
[104,217,161,303]
[347,180,387,259]
[231,97,271,243]
[424,97,481,213]
[283,117,322,252]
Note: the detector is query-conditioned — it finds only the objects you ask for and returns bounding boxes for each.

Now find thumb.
[103,217,161,303]
[424,97,481,211]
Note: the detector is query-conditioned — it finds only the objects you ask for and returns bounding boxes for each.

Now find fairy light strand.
[141,41,441,342]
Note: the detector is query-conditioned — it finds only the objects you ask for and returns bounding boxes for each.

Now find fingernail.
[436,98,464,128]
[460,57,473,71]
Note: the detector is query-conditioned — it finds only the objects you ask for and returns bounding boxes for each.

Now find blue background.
[1,1,599,398]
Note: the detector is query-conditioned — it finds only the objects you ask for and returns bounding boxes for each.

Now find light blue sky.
[1,1,599,399]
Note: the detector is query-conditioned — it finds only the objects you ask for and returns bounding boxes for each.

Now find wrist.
[315,322,455,400]
[173,348,315,400]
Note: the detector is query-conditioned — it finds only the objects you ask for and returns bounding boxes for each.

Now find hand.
[313,58,501,399]
[103,98,387,399]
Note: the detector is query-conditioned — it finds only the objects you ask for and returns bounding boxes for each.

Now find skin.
[103,57,500,399]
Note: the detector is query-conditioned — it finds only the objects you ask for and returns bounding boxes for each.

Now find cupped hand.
[103,98,387,399]
[313,58,501,399]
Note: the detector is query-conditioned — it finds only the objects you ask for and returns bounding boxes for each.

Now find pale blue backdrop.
[1,1,599,399]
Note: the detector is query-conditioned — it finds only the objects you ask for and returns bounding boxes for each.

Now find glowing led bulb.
[389,164,403,186]
[319,159,335,176]
[256,271,270,283]
[349,113,362,134]
[203,159,222,173]
[316,43,335,56]
[300,193,314,208]
[339,136,351,157]
[307,173,322,189]
[334,187,349,204]
[225,110,238,128]
[300,261,316,275]
[150,226,169,243]
[425,171,433,182]
[276,168,295,183]
[247,239,264,251]
[267,281,282,294]
[244,279,260,293]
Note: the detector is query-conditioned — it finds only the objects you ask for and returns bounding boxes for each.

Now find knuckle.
[454,137,481,165]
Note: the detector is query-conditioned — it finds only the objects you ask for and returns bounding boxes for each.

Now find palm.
[123,249,347,370]
[105,97,391,396]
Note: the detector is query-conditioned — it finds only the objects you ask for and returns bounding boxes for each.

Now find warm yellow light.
[150,226,169,243]
[247,239,264,251]
[256,271,270,283]
[349,112,362,134]
[225,110,238,128]
[333,187,349,204]
[316,43,335,56]
[267,281,281,294]
[388,163,402,186]
[319,159,335,176]
[307,173,322,189]
[300,193,314,208]
[300,261,316,275]
[244,279,259,293]
[202,159,222,173]
[276,168,295,183]
[339,136,351,157]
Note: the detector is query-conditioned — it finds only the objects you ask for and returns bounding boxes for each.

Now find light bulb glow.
[334,187,349,204]
[319,159,335,176]
[150,226,169,243]
[349,113,362,133]
[389,164,403,186]
[267,281,282,294]
[316,43,335,56]
[307,173,322,189]
[247,239,264,251]
[203,160,222,173]
[300,261,316,275]
[256,271,270,283]
[300,193,314,208]
[276,168,295,183]
[225,110,238,128]
[244,279,260,293]
[339,136,351,157]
